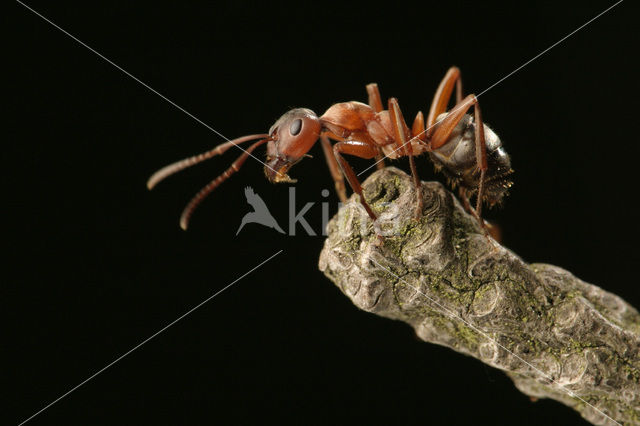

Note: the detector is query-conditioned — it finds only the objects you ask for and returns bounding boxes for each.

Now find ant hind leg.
[427,66,464,135]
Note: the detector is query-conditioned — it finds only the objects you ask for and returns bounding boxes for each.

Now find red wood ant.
[148,67,513,231]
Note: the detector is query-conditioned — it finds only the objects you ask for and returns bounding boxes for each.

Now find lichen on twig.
[319,167,640,425]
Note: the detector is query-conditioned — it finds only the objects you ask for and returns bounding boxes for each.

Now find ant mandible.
[148,67,513,231]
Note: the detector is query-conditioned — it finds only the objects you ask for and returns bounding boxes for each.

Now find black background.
[11,1,639,425]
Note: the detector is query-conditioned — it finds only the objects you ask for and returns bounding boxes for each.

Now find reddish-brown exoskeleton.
[148,67,513,231]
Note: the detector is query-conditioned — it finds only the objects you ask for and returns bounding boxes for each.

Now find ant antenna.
[147,134,269,190]
[179,138,269,230]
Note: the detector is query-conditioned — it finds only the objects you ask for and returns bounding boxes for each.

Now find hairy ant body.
[148,67,513,231]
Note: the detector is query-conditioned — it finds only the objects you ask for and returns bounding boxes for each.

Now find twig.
[319,167,640,426]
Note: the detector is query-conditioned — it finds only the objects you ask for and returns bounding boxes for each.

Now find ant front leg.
[430,94,489,231]
[366,83,386,170]
[388,98,423,218]
[320,134,347,202]
[332,139,379,221]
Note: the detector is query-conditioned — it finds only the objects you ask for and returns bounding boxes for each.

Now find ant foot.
[485,221,502,243]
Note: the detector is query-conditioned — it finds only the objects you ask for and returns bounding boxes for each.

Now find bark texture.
[319,167,640,425]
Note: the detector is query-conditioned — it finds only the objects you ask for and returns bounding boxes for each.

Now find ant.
[148,67,513,232]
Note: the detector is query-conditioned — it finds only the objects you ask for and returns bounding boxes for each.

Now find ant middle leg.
[366,83,386,170]
[389,98,423,218]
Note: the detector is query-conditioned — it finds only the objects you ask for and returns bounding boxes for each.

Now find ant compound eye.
[289,118,302,136]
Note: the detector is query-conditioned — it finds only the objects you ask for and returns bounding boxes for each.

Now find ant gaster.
[148,67,513,231]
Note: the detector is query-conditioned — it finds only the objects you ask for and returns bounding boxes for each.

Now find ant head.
[264,108,321,183]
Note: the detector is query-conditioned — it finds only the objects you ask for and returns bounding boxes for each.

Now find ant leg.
[366,83,384,113]
[430,95,489,232]
[456,73,463,104]
[374,151,386,170]
[472,102,488,219]
[460,187,501,241]
[427,66,464,137]
[179,139,269,230]
[458,188,476,216]
[389,98,423,218]
[411,110,426,143]
[366,83,386,169]
[333,140,379,221]
[320,134,347,202]
[429,94,476,149]
[486,223,502,243]
[427,69,491,233]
